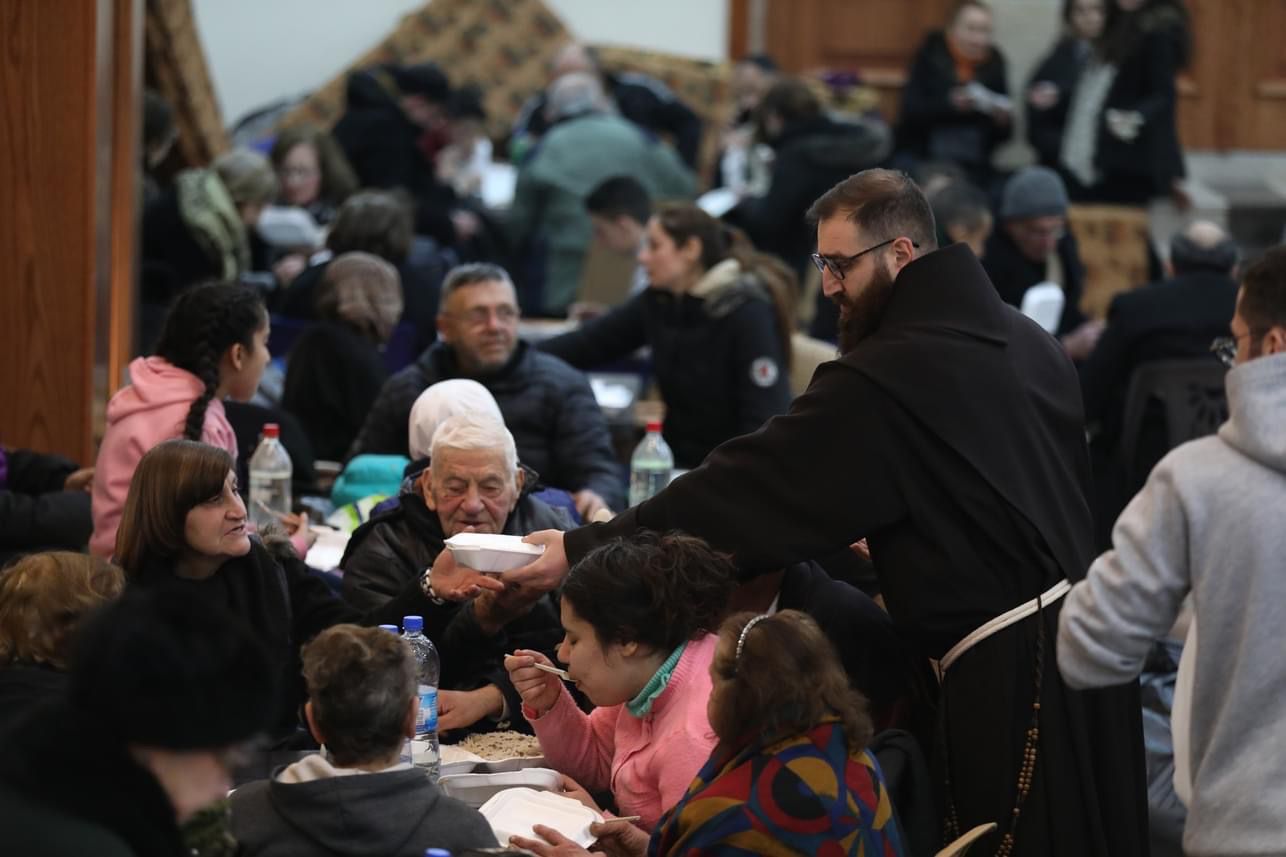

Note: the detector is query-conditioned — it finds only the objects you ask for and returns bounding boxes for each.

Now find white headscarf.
[407,379,504,460]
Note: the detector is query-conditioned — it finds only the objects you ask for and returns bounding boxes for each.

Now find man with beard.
[457,169,1148,855]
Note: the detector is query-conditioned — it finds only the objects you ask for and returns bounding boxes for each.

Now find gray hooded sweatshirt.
[1058,351,1286,857]
[230,755,497,856]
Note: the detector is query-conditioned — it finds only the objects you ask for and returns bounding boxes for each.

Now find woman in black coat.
[896,0,1012,185]
[1026,0,1108,169]
[282,253,403,461]
[1059,0,1190,204]
[540,205,795,470]
[113,439,443,744]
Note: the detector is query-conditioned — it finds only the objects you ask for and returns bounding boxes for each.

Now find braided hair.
[153,283,267,442]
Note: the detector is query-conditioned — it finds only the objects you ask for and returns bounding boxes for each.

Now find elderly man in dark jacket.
[341,415,568,735]
[349,263,624,516]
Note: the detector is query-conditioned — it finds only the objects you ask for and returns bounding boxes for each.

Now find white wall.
[194,0,729,128]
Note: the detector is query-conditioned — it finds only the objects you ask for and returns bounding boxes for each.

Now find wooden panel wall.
[0,0,138,462]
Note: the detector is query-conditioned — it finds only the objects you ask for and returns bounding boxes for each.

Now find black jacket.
[540,275,793,469]
[0,448,91,562]
[1094,25,1186,194]
[516,71,703,168]
[0,702,186,857]
[1026,36,1092,169]
[729,114,891,274]
[282,322,389,461]
[1081,270,1238,444]
[140,187,224,307]
[340,490,569,728]
[777,562,921,731]
[129,539,440,741]
[896,31,1011,170]
[330,69,459,246]
[0,664,66,738]
[983,226,1088,336]
[350,341,625,508]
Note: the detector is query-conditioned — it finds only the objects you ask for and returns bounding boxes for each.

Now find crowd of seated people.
[6,5,1256,854]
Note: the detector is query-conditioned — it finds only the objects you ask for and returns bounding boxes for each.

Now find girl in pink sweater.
[91,283,270,558]
[505,532,735,831]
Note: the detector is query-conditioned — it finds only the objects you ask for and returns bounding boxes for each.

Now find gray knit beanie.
[1000,166,1069,221]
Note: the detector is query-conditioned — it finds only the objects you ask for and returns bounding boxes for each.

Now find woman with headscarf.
[281,252,404,460]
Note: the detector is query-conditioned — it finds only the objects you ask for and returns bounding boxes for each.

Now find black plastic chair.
[1117,359,1229,490]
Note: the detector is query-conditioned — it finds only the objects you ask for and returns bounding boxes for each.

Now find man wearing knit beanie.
[983,165,1105,360]
[0,588,276,856]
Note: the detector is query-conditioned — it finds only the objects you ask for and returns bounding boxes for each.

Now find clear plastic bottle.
[248,423,292,531]
[628,420,674,507]
[380,622,412,764]
[402,615,440,781]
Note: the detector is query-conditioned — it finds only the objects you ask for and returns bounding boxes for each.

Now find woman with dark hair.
[114,439,445,742]
[0,552,125,735]
[504,531,734,831]
[270,124,359,226]
[1027,0,1108,169]
[91,283,269,558]
[540,203,794,469]
[511,610,907,856]
[1060,0,1190,203]
[896,0,1012,185]
[281,252,403,460]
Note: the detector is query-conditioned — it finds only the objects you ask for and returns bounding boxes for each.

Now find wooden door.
[1172,0,1286,151]
[0,0,139,461]
[732,0,955,120]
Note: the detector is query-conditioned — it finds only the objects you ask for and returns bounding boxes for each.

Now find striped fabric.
[650,719,906,856]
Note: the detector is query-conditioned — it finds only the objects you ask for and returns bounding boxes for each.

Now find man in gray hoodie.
[231,624,497,856]
[1058,245,1286,857]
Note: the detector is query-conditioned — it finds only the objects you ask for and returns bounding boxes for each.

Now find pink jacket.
[527,633,719,831]
[90,357,238,558]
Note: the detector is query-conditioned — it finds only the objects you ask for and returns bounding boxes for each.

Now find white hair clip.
[735,614,771,663]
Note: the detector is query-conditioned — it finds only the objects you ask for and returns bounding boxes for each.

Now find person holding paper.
[895,0,1013,187]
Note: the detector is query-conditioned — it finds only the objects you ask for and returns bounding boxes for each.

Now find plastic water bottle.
[248,424,292,531]
[402,615,440,781]
[380,623,413,764]
[629,420,674,507]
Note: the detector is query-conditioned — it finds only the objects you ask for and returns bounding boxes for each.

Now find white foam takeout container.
[479,786,602,848]
[440,767,562,808]
[444,533,545,573]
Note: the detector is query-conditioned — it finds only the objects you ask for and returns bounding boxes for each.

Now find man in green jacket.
[508,72,696,317]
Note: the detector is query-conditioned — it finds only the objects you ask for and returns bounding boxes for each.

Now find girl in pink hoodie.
[90,283,270,558]
[505,532,735,832]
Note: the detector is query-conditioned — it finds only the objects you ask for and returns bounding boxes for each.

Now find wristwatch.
[420,566,448,606]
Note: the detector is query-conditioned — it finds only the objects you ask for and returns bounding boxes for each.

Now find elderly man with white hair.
[339,414,569,734]
[506,71,695,316]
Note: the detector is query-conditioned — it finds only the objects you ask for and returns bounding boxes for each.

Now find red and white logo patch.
[750,357,780,388]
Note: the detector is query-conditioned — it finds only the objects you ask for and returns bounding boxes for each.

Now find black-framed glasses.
[810,238,919,282]
[1211,332,1255,368]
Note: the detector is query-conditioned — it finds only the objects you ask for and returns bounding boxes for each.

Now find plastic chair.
[1020,282,1066,334]
[1118,359,1228,488]
[936,823,1000,857]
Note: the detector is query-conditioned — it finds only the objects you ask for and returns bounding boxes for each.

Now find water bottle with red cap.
[628,420,673,507]
[248,423,292,531]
